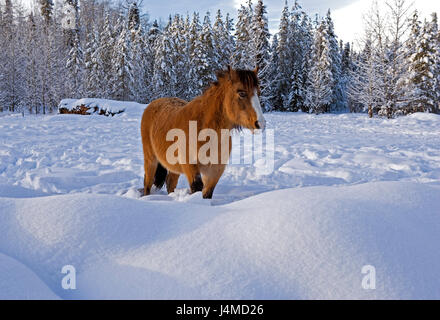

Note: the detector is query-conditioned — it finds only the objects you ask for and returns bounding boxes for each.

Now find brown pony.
[140,66,266,199]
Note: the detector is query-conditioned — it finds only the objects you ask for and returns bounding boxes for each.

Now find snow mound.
[58,98,147,117]
[0,253,60,300]
[406,112,440,121]
[1,181,439,299]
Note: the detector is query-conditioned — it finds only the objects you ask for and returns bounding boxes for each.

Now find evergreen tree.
[145,20,161,101]
[0,0,25,112]
[406,13,437,113]
[39,0,53,26]
[306,21,333,114]
[213,10,233,70]
[98,13,116,99]
[324,10,343,112]
[233,4,253,69]
[66,31,84,97]
[188,12,209,96]
[287,1,308,112]
[252,0,271,110]
[153,19,175,98]
[199,12,217,87]
[128,1,140,35]
[427,13,440,113]
[266,34,282,111]
[84,30,100,97]
[275,1,291,111]
[63,0,80,49]
[111,17,135,101]
[24,13,40,113]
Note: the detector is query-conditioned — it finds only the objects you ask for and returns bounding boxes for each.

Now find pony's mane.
[205,68,259,93]
[235,69,259,89]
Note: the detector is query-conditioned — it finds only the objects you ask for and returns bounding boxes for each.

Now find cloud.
[333,0,440,44]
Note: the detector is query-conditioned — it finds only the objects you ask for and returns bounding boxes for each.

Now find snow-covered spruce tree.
[0,0,26,113]
[225,13,235,65]
[152,18,175,98]
[63,0,79,49]
[37,0,58,114]
[187,12,211,97]
[66,31,84,98]
[98,13,116,99]
[323,10,344,112]
[24,13,41,113]
[144,20,161,102]
[199,12,217,90]
[233,3,253,69]
[339,41,354,112]
[168,14,190,99]
[213,10,233,70]
[274,1,291,111]
[128,1,140,38]
[305,20,334,114]
[110,17,135,101]
[298,13,314,113]
[406,13,437,113]
[286,1,310,112]
[128,4,149,103]
[426,13,440,113]
[252,0,271,111]
[404,11,422,112]
[266,34,283,111]
[131,28,149,103]
[83,30,100,98]
[39,0,53,26]
[430,13,440,113]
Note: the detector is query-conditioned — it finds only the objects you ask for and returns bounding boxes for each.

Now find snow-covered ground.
[0,100,439,299]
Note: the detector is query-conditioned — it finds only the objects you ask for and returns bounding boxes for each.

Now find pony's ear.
[226,65,232,80]
[253,65,259,74]
[216,66,230,82]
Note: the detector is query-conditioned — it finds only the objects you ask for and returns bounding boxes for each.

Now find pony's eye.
[238,91,247,98]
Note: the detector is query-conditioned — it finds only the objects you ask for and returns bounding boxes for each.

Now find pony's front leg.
[166,172,180,194]
[143,159,158,196]
[182,165,203,194]
[201,165,226,199]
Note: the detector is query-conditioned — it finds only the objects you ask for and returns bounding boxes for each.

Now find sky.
[19,0,440,43]
[141,0,440,43]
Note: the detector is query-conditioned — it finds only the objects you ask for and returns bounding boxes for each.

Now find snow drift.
[1,104,440,299]
[0,182,439,300]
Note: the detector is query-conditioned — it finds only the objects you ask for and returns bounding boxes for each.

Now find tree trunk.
[368,106,373,118]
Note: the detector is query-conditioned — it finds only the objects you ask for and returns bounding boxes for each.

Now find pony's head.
[216,66,266,132]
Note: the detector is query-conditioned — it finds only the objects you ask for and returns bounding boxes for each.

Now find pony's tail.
[153,163,168,190]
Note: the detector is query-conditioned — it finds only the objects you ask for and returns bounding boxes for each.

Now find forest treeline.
[0,0,439,117]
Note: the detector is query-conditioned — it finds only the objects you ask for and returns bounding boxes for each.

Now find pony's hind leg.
[143,159,158,196]
[182,165,203,194]
[201,165,226,199]
[166,173,180,194]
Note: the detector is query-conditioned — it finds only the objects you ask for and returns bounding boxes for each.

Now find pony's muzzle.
[255,119,266,131]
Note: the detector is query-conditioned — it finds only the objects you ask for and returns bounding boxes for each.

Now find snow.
[0,253,60,300]
[58,98,145,116]
[0,104,440,299]
[0,182,439,299]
